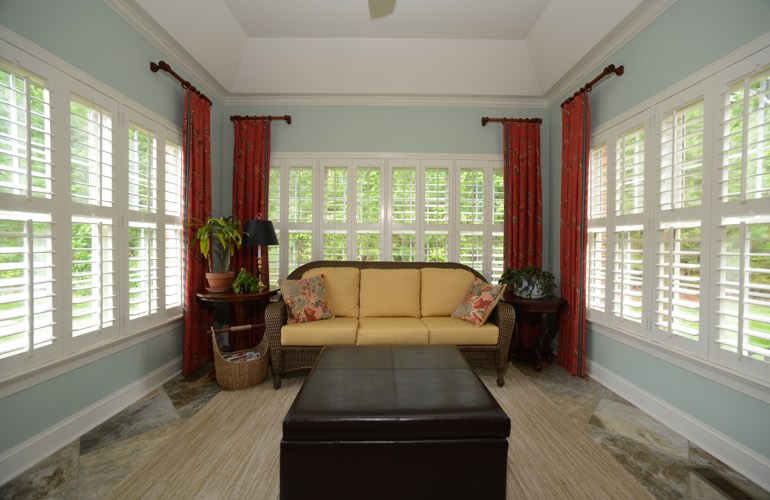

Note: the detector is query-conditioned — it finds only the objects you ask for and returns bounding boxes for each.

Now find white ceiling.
[124,0,658,99]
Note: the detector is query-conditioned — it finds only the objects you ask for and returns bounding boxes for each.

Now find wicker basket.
[212,326,269,390]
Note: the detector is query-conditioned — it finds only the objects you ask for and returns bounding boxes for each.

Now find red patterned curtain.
[182,90,213,375]
[231,119,272,286]
[558,92,591,376]
[503,120,542,270]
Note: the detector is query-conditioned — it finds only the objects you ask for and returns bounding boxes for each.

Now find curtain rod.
[150,61,212,105]
[561,64,624,108]
[481,117,542,126]
[230,115,292,124]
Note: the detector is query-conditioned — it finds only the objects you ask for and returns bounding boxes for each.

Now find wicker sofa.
[265,261,516,389]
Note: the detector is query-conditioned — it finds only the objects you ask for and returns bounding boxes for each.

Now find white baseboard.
[587,360,770,492]
[0,357,182,486]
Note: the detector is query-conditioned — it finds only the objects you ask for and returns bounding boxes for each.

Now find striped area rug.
[108,365,651,499]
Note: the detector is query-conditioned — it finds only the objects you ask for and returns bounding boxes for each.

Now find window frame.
[269,153,504,282]
[0,39,183,382]
[586,44,770,386]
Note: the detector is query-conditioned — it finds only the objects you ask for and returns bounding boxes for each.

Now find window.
[0,45,183,378]
[586,48,770,383]
[268,155,503,281]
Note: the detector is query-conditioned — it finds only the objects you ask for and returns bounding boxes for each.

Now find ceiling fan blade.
[369,0,396,18]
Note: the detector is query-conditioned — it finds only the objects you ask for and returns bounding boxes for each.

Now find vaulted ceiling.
[112,0,670,102]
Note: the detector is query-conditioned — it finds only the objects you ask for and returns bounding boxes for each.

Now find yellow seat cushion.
[421,317,499,346]
[281,317,358,346]
[356,317,429,345]
[302,267,360,318]
[420,268,476,317]
[359,269,421,318]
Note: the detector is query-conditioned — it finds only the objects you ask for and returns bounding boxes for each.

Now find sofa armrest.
[491,301,516,362]
[265,300,287,370]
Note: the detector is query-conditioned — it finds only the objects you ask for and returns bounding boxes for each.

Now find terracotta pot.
[206,271,235,293]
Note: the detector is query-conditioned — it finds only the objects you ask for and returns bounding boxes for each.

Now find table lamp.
[243,218,279,291]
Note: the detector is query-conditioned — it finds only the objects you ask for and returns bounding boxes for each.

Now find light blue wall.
[547,0,770,462]
[0,329,182,453]
[0,0,207,455]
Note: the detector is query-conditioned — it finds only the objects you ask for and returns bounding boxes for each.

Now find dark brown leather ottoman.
[281,345,510,500]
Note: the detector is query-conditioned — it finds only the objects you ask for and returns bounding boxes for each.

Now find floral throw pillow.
[278,275,335,324]
[451,278,506,327]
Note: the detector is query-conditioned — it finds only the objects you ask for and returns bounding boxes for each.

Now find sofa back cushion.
[420,268,476,317]
[302,267,360,318]
[359,268,420,317]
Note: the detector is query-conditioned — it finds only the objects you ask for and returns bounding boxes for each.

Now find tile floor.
[1,360,767,499]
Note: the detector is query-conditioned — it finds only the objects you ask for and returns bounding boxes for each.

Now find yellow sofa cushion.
[359,269,420,318]
[420,268,476,317]
[281,317,358,346]
[421,317,499,346]
[356,317,429,345]
[302,267,360,318]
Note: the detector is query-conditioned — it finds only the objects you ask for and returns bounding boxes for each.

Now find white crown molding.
[544,0,678,107]
[224,93,548,108]
[102,0,227,105]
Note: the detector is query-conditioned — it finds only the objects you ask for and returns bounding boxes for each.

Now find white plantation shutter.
[710,63,770,378]
[69,95,117,339]
[458,167,485,274]
[163,142,183,310]
[720,68,770,203]
[587,140,609,317]
[164,142,182,217]
[392,167,417,225]
[654,223,701,340]
[323,164,347,223]
[128,125,157,213]
[0,65,52,199]
[356,166,380,224]
[0,61,56,366]
[587,229,607,313]
[268,163,281,284]
[490,232,504,284]
[355,162,382,261]
[653,90,707,352]
[323,231,347,260]
[613,226,644,324]
[128,223,158,320]
[287,164,313,270]
[165,224,182,309]
[659,100,705,210]
[392,231,416,262]
[71,218,116,336]
[425,167,449,224]
[70,98,113,207]
[321,161,349,260]
[616,126,646,216]
[459,232,483,271]
[0,213,54,358]
[713,218,770,376]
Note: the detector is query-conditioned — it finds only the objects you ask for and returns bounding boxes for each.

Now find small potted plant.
[499,265,556,299]
[194,215,244,291]
[232,268,259,295]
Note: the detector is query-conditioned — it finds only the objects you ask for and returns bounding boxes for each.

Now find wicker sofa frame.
[265,261,516,389]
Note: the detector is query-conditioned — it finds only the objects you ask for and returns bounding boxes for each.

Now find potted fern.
[499,265,556,299]
[195,216,244,292]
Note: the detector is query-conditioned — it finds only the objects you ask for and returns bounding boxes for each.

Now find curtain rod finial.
[481,117,489,126]
[285,115,292,125]
[150,62,159,73]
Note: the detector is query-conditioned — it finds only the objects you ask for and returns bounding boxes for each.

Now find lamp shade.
[244,219,279,246]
